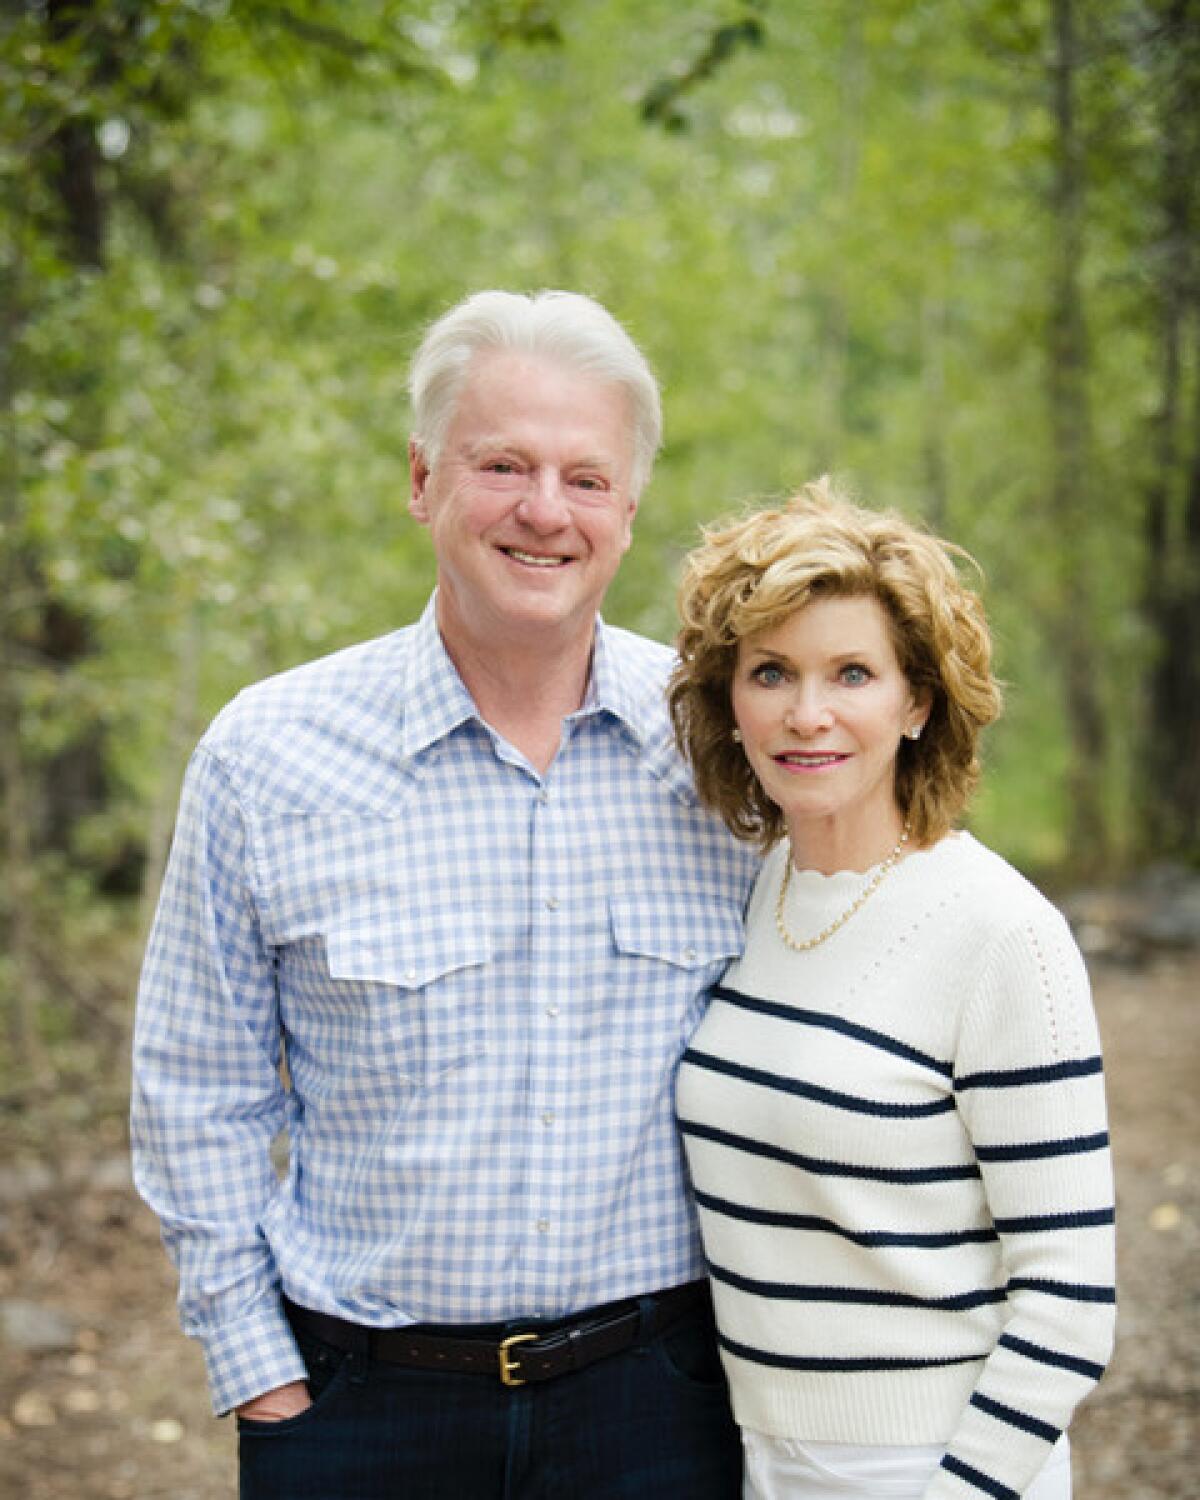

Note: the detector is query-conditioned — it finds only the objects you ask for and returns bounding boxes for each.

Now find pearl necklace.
[775,822,912,953]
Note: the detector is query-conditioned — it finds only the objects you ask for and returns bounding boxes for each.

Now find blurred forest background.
[2,0,1199,1100]
[1,4,1199,1495]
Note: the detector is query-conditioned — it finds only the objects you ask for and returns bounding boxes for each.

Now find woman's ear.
[905,688,933,740]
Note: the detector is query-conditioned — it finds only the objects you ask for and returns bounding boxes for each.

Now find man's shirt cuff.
[200,1298,308,1417]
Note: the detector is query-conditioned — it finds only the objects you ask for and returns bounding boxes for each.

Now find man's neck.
[437,614,598,776]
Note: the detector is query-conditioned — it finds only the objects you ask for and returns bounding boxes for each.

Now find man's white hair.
[408,289,663,498]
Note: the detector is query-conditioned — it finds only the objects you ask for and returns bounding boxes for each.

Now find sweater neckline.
[782,829,967,892]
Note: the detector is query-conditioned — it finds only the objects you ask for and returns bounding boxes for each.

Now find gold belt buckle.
[498,1331,538,1387]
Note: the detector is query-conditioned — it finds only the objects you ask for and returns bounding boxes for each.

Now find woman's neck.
[786,807,909,876]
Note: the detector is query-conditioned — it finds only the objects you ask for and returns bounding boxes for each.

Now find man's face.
[409,350,638,656]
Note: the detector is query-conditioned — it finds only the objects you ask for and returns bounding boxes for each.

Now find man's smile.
[500,545,572,568]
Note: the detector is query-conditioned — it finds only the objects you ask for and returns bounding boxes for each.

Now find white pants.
[743,1431,1071,1499]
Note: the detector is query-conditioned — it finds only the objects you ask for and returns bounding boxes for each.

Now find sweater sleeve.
[922,901,1116,1500]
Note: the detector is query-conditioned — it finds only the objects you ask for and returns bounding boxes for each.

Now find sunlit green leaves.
[1,0,1190,893]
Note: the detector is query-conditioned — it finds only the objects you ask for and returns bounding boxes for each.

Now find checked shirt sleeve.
[131,745,307,1415]
[922,905,1116,1500]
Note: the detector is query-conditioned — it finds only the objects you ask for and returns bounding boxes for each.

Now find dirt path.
[2,954,1197,1498]
[1069,954,1199,1495]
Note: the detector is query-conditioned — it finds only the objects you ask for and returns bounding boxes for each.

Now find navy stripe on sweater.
[1008,1276,1117,1304]
[711,984,954,1077]
[678,1116,981,1184]
[993,1206,1115,1234]
[998,1332,1107,1381]
[940,1454,1019,1500]
[956,1055,1103,1091]
[710,1257,1115,1311]
[718,1331,987,1374]
[708,1258,1007,1310]
[975,1130,1109,1162]
[682,1047,955,1118]
[970,1391,1061,1444]
[694,1187,998,1247]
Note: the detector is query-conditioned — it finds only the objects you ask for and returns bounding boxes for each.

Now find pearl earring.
[732,728,743,743]
[906,725,922,741]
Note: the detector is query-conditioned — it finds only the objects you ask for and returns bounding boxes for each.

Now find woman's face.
[731,594,928,867]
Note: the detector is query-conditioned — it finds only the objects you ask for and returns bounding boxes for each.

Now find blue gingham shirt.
[131,597,757,1414]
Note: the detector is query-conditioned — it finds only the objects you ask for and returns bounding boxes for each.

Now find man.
[132,290,757,1497]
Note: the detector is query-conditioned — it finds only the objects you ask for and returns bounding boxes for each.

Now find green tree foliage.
[1,0,1196,1088]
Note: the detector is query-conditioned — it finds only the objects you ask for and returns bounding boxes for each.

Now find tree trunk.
[18,0,115,876]
[0,231,47,1078]
[1047,0,1109,871]
[46,0,106,268]
[1141,0,1200,857]
[920,291,950,530]
[814,0,865,473]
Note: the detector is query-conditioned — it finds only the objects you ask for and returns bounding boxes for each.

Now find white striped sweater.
[677,831,1116,1500]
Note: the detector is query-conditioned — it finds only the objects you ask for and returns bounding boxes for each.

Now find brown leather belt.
[283,1281,708,1388]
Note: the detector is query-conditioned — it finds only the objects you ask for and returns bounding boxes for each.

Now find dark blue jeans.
[238,1293,742,1499]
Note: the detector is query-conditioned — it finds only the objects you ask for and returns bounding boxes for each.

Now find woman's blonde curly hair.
[668,478,1003,851]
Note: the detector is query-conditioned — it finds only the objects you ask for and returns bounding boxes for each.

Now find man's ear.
[409,438,432,524]
[619,494,638,553]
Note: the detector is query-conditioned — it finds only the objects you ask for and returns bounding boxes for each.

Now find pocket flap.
[325,914,492,990]
[608,893,744,969]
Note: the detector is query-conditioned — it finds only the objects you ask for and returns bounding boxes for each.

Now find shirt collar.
[400,596,649,760]
[577,617,649,747]
[399,597,482,760]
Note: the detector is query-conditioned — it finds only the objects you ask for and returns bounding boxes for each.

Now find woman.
[669,481,1115,1500]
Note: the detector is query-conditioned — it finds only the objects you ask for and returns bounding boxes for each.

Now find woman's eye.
[840,664,871,686]
[752,663,786,687]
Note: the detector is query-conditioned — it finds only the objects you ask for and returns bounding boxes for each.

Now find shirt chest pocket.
[606,894,745,1057]
[324,915,493,1089]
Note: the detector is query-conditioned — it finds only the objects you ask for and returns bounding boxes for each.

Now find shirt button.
[545,1004,560,1018]
[405,968,418,983]
[538,789,550,805]
[544,896,560,911]
[541,1110,555,1127]
[536,1218,550,1234]
[683,946,697,962]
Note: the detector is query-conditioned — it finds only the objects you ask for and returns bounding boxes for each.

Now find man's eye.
[572,475,608,492]
[484,459,519,474]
